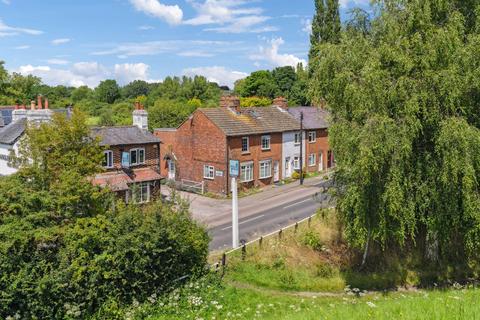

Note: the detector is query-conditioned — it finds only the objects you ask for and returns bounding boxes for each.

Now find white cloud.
[0,19,43,37]
[16,62,155,88]
[14,45,30,50]
[2,0,11,5]
[184,0,275,34]
[114,63,150,84]
[46,58,69,65]
[302,18,312,35]
[91,39,241,58]
[129,0,183,25]
[251,37,307,68]
[138,25,155,30]
[51,38,71,45]
[178,51,215,57]
[182,66,247,88]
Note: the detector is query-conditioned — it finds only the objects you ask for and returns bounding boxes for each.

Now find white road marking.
[283,198,311,209]
[221,214,266,231]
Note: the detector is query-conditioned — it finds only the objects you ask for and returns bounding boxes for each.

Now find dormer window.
[130,148,145,166]
[103,150,113,168]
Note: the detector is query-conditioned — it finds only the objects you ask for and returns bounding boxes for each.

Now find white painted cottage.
[0,97,55,176]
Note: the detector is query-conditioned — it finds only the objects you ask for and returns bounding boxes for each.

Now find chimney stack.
[220,95,241,113]
[132,102,148,130]
[273,97,288,111]
[45,98,49,109]
[30,100,36,110]
[37,95,43,109]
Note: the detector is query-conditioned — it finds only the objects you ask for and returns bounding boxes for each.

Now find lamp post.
[229,160,240,248]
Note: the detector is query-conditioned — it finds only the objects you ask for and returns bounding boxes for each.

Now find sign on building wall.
[229,160,239,177]
[216,170,224,177]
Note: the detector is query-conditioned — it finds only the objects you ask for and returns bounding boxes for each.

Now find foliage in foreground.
[310,0,480,266]
[0,112,209,319]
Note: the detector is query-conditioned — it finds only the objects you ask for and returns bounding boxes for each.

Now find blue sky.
[0,0,368,88]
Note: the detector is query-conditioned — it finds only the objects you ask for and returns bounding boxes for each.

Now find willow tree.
[310,0,480,266]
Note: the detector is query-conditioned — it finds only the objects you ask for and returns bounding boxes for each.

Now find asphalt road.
[208,180,334,251]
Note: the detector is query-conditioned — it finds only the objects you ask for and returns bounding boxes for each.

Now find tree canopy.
[310,0,480,267]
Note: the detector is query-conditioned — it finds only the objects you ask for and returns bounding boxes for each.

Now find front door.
[167,160,175,180]
[274,160,280,182]
[285,157,291,178]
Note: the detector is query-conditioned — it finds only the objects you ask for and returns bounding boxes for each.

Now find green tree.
[272,66,297,97]
[310,0,480,267]
[309,0,341,65]
[149,98,197,130]
[71,85,93,103]
[95,79,120,104]
[240,96,272,107]
[121,80,150,99]
[237,70,278,98]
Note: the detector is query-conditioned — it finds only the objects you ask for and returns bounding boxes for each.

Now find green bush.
[301,230,323,251]
[0,196,209,319]
[291,169,307,180]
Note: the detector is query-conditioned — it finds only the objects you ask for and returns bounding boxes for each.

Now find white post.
[232,176,239,248]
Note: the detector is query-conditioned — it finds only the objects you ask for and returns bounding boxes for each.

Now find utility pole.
[299,111,304,185]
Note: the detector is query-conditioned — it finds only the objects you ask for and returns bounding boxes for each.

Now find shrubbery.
[0,190,209,319]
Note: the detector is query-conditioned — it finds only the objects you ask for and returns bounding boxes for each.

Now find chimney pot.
[273,97,288,110]
[37,95,43,109]
[45,98,49,109]
[134,101,139,110]
[14,104,19,110]
[30,101,36,110]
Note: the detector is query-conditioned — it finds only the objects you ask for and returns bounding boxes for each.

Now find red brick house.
[91,103,163,203]
[155,96,300,194]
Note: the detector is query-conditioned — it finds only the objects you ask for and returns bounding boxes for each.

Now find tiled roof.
[288,107,330,130]
[91,126,161,146]
[0,118,27,145]
[91,168,163,191]
[199,106,300,136]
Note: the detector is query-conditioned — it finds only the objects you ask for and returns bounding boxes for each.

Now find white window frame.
[259,159,272,179]
[308,153,316,167]
[130,148,145,166]
[293,156,300,170]
[132,182,150,203]
[261,135,271,150]
[241,137,250,153]
[240,161,254,183]
[204,165,215,180]
[104,150,113,168]
[294,132,302,144]
[308,131,316,143]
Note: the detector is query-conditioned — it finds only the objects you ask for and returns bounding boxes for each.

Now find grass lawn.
[144,281,480,320]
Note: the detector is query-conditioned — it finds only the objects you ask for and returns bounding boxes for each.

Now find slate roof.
[0,118,26,145]
[0,115,4,128]
[288,107,330,130]
[91,126,161,146]
[199,106,301,136]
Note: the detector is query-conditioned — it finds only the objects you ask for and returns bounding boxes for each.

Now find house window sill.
[259,176,272,180]
[241,151,251,155]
